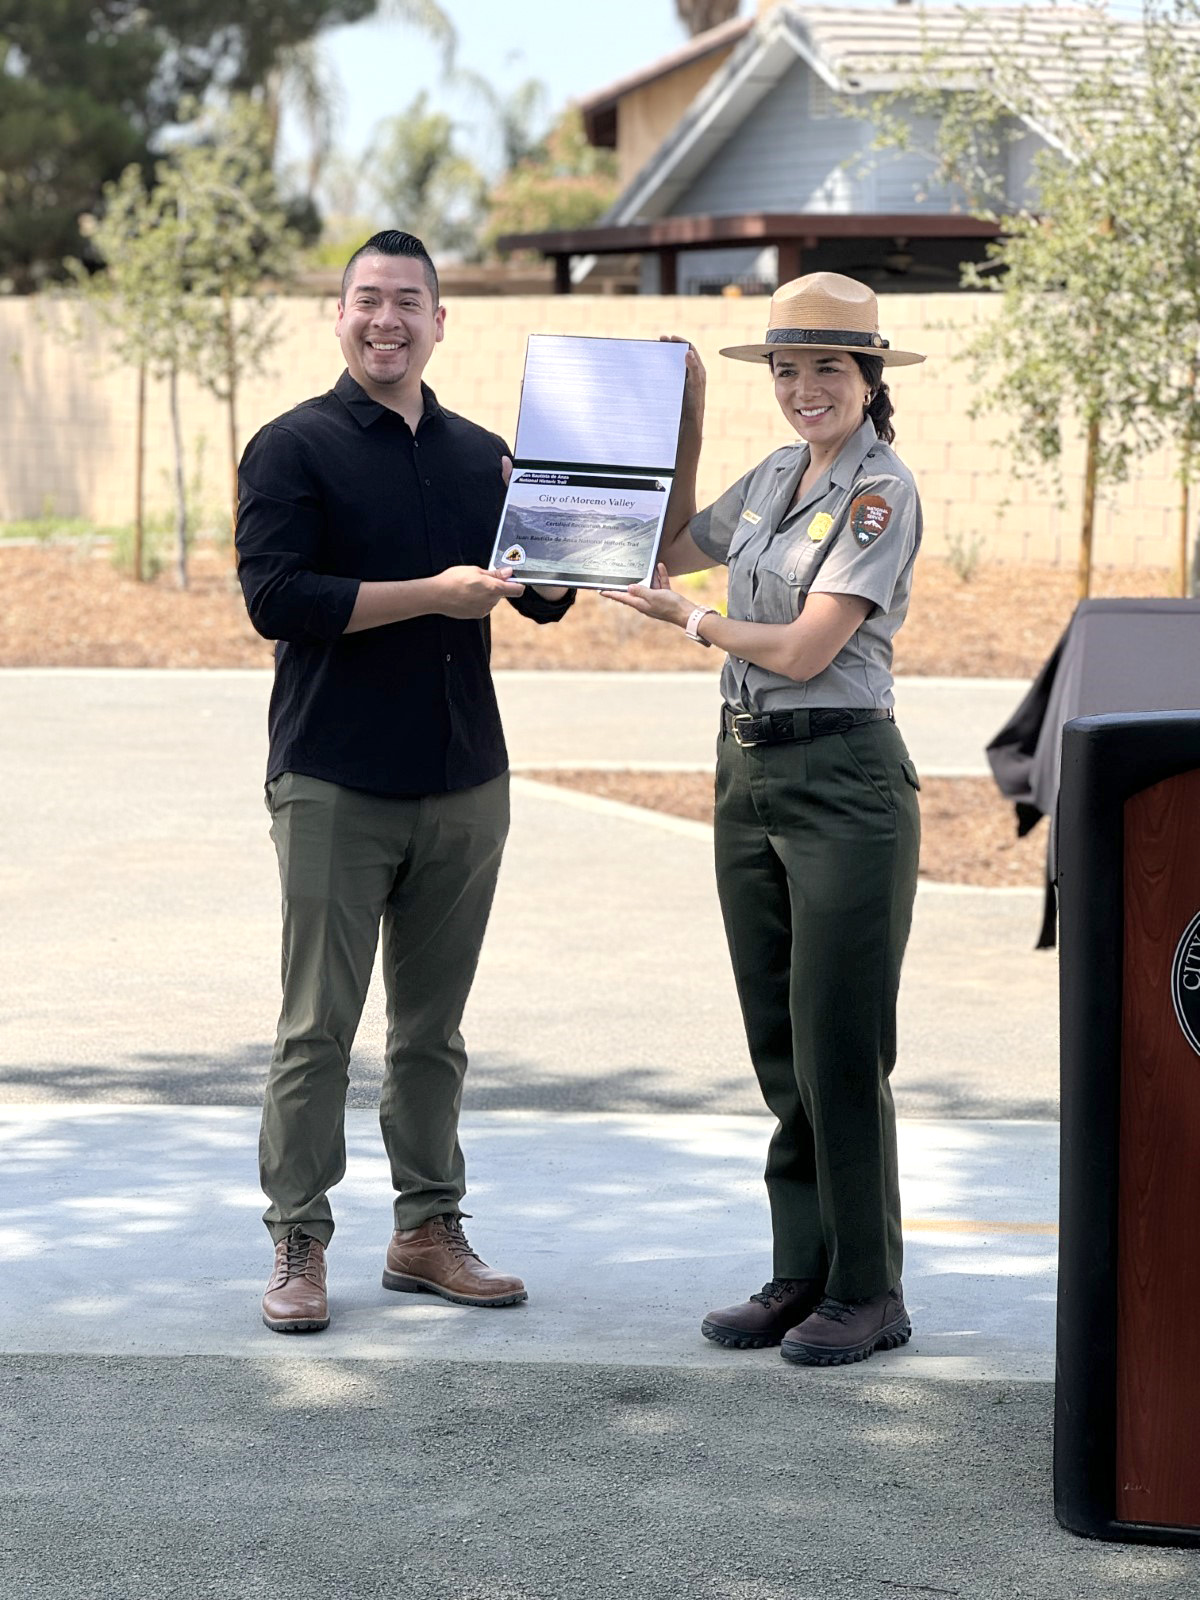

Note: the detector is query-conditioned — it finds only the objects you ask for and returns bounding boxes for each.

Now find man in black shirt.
[236,230,573,1334]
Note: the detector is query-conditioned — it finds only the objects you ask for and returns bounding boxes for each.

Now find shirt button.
[425,478,431,486]
[787,570,796,581]
[445,653,451,662]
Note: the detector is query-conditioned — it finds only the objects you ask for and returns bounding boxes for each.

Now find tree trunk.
[133,360,146,583]
[1182,356,1199,597]
[675,0,740,34]
[1078,415,1100,601]
[225,297,239,555]
[168,363,189,591]
[1182,476,1193,598]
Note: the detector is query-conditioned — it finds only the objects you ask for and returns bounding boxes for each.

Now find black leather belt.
[720,705,893,748]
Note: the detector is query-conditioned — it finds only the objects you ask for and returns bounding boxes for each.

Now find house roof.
[578,14,755,148]
[604,3,1149,227]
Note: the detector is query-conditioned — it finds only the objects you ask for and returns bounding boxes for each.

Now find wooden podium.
[1056,713,1200,1544]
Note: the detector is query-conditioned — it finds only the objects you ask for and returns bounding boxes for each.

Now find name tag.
[740,510,761,525]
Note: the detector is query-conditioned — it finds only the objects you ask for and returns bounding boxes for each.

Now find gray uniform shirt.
[689,417,921,712]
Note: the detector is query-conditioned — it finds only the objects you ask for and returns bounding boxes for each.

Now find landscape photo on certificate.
[496,470,669,589]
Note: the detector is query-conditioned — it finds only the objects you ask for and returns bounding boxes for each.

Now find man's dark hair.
[341,231,439,305]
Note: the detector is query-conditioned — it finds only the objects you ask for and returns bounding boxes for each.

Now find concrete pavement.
[0,669,1056,1115]
[0,1106,1057,1377]
[5,669,1194,1599]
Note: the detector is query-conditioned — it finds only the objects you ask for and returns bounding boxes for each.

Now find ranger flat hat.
[719,272,925,367]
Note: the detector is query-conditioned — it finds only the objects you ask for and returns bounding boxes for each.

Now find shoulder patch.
[849,493,892,546]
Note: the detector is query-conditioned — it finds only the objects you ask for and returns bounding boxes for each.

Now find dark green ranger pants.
[259,771,510,1246]
[714,718,920,1302]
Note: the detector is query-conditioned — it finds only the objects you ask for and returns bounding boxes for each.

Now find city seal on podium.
[1170,908,1200,1056]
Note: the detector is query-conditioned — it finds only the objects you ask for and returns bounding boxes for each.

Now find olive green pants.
[713,718,920,1301]
[260,771,510,1246]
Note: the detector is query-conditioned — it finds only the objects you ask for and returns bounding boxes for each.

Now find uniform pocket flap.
[900,758,921,790]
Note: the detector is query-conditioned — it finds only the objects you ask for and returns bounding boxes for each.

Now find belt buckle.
[731,713,759,748]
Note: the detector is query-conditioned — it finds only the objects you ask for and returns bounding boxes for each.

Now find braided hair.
[852,353,895,444]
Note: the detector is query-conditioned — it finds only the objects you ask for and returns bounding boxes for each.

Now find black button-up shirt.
[236,371,573,797]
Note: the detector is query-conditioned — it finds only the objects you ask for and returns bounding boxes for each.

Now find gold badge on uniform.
[740,509,761,524]
[807,512,834,543]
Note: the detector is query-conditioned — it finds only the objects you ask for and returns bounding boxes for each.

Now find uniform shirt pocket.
[754,534,825,622]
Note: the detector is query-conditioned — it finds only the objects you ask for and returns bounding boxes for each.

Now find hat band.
[766,328,889,350]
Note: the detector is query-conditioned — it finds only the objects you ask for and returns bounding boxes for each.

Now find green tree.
[0,0,377,289]
[864,0,1200,595]
[483,108,618,256]
[71,164,199,586]
[67,98,299,583]
[161,99,301,535]
[368,92,486,256]
[264,0,456,204]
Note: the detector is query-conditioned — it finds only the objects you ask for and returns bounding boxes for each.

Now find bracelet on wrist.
[684,605,718,647]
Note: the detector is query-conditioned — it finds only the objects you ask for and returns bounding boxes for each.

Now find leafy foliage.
[0,0,376,287]
[864,0,1200,589]
[64,97,300,579]
[484,108,618,253]
[367,91,487,257]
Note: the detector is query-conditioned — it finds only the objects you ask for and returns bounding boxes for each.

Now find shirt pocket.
[754,534,825,622]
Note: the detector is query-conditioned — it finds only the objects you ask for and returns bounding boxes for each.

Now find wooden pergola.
[496,211,1003,294]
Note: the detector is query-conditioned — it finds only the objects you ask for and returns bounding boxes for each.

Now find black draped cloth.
[986,598,1200,947]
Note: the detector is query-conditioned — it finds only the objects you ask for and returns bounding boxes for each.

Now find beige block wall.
[0,292,1180,568]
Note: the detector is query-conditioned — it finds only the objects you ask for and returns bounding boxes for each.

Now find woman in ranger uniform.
[603,273,925,1366]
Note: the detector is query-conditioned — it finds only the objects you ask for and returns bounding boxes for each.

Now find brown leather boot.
[780,1285,911,1366]
[382,1215,527,1308]
[701,1277,824,1349]
[261,1227,329,1334]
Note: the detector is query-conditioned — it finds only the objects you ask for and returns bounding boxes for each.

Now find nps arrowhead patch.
[849,494,892,546]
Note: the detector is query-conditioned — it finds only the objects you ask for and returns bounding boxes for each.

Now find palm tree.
[265,0,457,200]
[675,0,742,35]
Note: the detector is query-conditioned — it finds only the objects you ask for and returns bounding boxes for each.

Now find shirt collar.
[830,417,881,489]
[334,370,444,429]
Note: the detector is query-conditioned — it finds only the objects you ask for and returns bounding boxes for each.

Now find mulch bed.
[0,538,1174,677]
[522,769,1045,889]
[0,540,1156,887]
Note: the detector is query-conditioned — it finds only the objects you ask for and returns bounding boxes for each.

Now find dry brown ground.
[0,540,1151,886]
[0,538,1174,677]
[523,770,1045,889]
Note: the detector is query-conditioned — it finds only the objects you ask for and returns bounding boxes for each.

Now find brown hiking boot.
[780,1285,911,1366]
[382,1215,527,1308]
[261,1227,329,1334]
[701,1277,824,1349]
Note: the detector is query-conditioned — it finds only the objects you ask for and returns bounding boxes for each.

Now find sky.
[279,0,694,184]
[280,0,1148,193]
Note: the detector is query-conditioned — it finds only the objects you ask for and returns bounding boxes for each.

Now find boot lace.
[812,1296,857,1324]
[279,1227,321,1284]
[750,1277,801,1307]
[438,1216,483,1264]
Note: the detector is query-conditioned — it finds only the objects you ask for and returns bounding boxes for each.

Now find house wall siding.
[0,292,1179,571]
[667,59,869,215]
[662,65,986,219]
